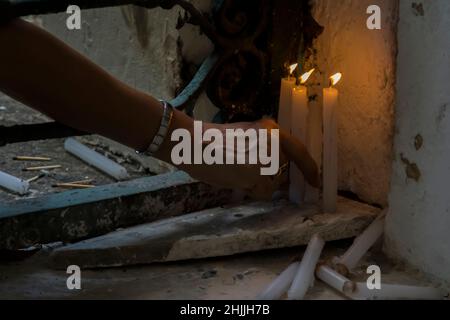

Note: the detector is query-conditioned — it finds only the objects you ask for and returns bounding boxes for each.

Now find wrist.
[153,108,195,164]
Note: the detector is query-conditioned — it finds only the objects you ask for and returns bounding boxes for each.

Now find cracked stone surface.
[50,197,380,269]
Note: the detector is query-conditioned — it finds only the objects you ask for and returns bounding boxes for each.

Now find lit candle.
[278,64,298,133]
[323,73,342,213]
[289,69,315,204]
[304,98,322,204]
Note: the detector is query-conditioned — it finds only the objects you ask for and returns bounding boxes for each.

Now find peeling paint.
[414,134,423,150]
[400,154,421,182]
[412,3,425,16]
[437,103,448,126]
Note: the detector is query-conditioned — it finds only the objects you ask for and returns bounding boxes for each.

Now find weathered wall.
[309,0,398,206]
[39,5,183,100]
[38,2,217,121]
[386,0,450,285]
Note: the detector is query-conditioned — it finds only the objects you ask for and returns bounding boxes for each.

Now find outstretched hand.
[176,118,320,199]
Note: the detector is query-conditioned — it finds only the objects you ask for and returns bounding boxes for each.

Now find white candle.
[0,171,29,195]
[289,69,315,205]
[278,64,297,133]
[257,262,300,300]
[337,215,385,271]
[304,100,322,203]
[287,234,325,300]
[323,73,342,213]
[65,138,130,181]
[349,282,444,300]
[316,265,356,294]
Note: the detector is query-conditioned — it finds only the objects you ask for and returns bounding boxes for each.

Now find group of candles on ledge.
[278,63,342,213]
[257,213,444,300]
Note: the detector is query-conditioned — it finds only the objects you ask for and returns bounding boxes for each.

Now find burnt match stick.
[52,183,95,189]
[23,165,62,172]
[64,179,94,185]
[27,174,45,183]
[14,156,52,161]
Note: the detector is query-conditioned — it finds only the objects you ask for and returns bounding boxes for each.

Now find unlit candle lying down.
[64,138,129,181]
[256,211,444,300]
[257,262,300,300]
[0,170,29,195]
[349,283,444,300]
[315,265,356,295]
[288,234,325,300]
[335,213,386,272]
[316,266,443,300]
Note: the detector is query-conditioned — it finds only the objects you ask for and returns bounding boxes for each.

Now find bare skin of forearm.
[0,19,319,193]
[0,18,190,164]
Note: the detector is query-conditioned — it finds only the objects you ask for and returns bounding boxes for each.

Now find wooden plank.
[50,197,380,269]
[0,171,231,250]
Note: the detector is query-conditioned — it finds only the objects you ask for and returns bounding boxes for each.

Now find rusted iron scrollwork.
[205,0,270,122]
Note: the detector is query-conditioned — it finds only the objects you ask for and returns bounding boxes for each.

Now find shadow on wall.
[121,5,150,49]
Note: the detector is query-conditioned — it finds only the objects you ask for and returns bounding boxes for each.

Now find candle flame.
[300,68,315,84]
[289,63,298,75]
[329,73,342,87]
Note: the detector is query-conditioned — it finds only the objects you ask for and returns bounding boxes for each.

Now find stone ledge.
[0,171,230,249]
[50,197,380,269]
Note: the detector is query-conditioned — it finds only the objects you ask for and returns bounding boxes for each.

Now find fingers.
[256,118,320,189]
[279,129,321,188]
[245,176,284,201]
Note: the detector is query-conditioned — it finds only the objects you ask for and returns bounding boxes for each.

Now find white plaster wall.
[39,6,183,100]
[386,0,450,285]
[309,0,398,206]
[38,2,217,122]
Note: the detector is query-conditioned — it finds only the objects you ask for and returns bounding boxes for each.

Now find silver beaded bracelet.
[137,100,174,157]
